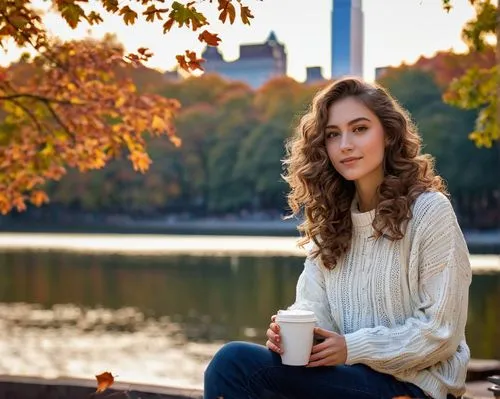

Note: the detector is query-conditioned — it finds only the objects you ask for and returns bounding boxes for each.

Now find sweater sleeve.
[344,193,472,374]
[287,244,335,331]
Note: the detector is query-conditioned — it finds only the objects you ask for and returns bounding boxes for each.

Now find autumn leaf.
[176,54,189,71]
[119,6,138,25]
[86,11,104,25]
[163,18,175,33]
[218,0,236,24]
[185,50,205,71]
[59,3,85,29]
[240,4,254,25]
[30,190,49,207]
[102,0,119,13]
[169,1,207,31]
[198,30,221,46]
[129,151,152,173]
[170,135,182,148]
[152,115,167,131]
[95,371,114,393]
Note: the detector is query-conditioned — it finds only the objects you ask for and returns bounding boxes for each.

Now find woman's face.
[324,96,386,185]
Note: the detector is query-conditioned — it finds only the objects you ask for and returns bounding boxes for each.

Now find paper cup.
[276,309,316,366]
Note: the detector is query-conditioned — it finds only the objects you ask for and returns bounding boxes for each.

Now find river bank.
[0,233,499,273]
[1,220,500,254]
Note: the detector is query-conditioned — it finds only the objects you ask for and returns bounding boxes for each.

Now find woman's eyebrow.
[325,117,371,130]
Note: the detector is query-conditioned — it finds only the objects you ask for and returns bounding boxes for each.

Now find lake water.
[0,246,499,390]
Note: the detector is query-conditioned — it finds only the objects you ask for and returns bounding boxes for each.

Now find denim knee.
[206,341,252,372]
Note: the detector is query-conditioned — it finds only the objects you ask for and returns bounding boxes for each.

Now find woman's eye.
[326,131,340,139]
[353,126,367,133]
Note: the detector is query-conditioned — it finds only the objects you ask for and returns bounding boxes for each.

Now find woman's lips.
[341,157,362,166]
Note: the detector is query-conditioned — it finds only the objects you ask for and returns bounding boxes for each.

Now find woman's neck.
[355,174,383,212]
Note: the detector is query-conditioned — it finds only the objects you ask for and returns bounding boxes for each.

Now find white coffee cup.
[276,309,316,366]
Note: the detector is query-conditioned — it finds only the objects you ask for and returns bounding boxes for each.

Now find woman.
[204,77,471,399]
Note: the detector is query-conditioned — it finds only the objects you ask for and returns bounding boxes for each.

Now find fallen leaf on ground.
[95,371,115,393]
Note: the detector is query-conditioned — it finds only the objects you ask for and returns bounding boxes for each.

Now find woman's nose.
[339,134,353,151]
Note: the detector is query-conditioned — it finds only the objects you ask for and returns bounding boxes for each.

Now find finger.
[266,340,282,354]
[306,358,328,367]
[309,348,333,362]
[271,315,276,322]
[313,327,335,338]
[307,355,337,368]
[311,339,331,353]
[270,323,280,333]
[266,329,280,344]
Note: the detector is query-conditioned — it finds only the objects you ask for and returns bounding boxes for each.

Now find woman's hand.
[307,327,347,367]
[265,314,282,354]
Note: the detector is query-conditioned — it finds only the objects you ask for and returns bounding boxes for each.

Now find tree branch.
[43,100,77,142]
[0,93,78,105]
[8,98,45,135]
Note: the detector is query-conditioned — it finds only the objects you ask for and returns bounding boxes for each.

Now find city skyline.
[0,0,477,82]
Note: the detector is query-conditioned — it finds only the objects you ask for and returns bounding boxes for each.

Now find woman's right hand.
[265,314,282,354]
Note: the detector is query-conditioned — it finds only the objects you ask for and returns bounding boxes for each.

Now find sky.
[0,0,477,82]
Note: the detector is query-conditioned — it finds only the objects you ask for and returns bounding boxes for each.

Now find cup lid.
[276,309,316,323]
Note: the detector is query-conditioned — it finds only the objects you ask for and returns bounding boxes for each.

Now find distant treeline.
[16,51,500,230]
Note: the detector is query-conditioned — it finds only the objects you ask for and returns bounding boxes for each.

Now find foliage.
[379,66,499,228]
[0,0,257,213]
[0,38,180,214]
[441,0,499,147]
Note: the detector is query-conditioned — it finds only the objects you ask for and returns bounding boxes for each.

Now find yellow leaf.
[129,151,151,173]
[170,136,182,147]
[152,115,166,131]
[115,96,126,107]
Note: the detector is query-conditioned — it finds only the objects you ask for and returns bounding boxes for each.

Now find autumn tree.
[0,0,256,214]
[442,0,500,148]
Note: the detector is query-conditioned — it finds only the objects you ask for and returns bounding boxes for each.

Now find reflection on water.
[0,251,499,388]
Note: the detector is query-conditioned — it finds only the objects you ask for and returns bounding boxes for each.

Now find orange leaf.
[218,0,236,24]
[163,18,175,33]
[393,396,412,399]
[95,371,114,393]
[30,190,49,207]
[129,151,152,173]
[184,50,205,71]
[170,136,182,148]
[198,30,221,46]
[176,54,189,71]
[240,5,254,25]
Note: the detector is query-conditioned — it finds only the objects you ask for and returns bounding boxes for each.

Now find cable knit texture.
[288,191,472,399]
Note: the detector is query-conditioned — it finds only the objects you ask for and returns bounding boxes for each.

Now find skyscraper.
[331,0,364,78]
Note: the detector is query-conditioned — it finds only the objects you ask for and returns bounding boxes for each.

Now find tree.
[442,0,499,148]
[380,66,499,228]
[0,0,256,214]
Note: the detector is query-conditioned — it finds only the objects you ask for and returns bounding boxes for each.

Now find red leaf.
[95,371,114,393]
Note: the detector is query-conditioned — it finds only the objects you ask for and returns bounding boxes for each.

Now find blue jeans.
[204,341,431,399]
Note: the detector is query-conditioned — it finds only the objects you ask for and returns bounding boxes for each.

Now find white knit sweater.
[289,191,472,399]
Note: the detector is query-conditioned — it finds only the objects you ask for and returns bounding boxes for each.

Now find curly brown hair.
[283,77,447,269]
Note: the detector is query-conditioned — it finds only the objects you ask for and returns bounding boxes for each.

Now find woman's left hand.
[307,327,347,367]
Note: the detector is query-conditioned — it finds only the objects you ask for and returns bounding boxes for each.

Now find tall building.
[202,32,287,89]
[331,0,364,78]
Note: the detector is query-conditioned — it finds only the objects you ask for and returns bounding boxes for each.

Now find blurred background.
[0,0,499,392]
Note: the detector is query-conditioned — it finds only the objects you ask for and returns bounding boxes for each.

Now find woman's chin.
[339,171,363,181]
